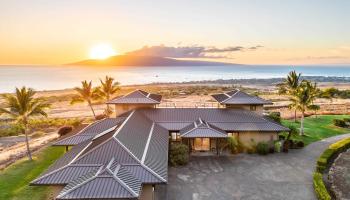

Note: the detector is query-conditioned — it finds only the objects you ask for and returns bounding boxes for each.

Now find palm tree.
[292,81,317,135]
[71,81,99,118]
[279,70,302,122]
[96,76,120,115]
[0,87,50,160]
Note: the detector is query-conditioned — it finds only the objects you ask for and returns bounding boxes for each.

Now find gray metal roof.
[210,122,290,132]
[31,165,101,185]
[212,90,272,105]
[180,118,227,138]
[107,90,162,104]
[56,158,143,200]
[139,108,288,132]
[122,164,164,184]
[143,123,169,180]
[156,122,192,130]
[33,110,167,199]
[33,98,289,199]
[115,111,153,160]
[54,118,125,146]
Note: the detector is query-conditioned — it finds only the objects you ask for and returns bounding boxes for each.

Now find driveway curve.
[156,134,350,200]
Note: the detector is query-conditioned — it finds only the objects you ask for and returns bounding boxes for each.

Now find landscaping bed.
[313,137,350,200]
[328,149,350,199]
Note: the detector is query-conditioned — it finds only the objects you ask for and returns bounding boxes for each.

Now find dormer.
[211,89,272,115]
[107,90,162,116]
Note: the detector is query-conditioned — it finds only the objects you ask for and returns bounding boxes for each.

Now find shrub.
[256,142,269,155]
[28,118,82,129]
[268,112,281,123]
[333,119,347,127]
[313,172,331,200]
[274,141,282,153]
[169,143,189,166]
[236,139,245,153]
[316,137,350,173]
[289,125,299,136]
[227,136,238,154]
[0,123,24,137]
[31,131,46,138]
[342,118,350,123]
[296,140,305,148]
[58,126,73,137]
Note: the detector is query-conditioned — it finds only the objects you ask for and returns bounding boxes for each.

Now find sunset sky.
[0,0,350,65]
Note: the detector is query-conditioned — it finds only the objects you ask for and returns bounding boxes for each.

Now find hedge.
[316,137,350,173]
[313,137,350,200]
[313,172,331,200]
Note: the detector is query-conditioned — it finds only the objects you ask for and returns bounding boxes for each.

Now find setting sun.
[89,44,117,59]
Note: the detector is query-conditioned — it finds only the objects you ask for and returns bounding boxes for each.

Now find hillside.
[68,55,236,66]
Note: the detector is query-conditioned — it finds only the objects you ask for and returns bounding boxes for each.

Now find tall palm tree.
[71,81,99,118]
[292,81,317,135]
[96,76,120,115]
[279,70,302,122]
[0,87,50,160]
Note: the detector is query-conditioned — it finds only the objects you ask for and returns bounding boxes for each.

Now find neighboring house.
[31,89,289,200]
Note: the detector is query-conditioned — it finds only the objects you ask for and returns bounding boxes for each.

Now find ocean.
[0,65,350,93]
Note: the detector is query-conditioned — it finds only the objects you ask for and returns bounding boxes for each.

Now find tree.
[0,87,50,160]
[279,70,302,122]
[292,81,317,135]
[96,76,120,115]
[308,104,320,118]
[71,80,99,118]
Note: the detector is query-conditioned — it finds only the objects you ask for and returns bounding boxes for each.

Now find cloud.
[126,44,263,58]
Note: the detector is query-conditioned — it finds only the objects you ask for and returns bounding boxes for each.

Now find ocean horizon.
[1,64,350,93]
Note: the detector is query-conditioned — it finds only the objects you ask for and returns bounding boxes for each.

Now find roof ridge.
[71,137,114,164]
[70,111,138,164]
[113,138,166,182]
[141,122,155,164]
[112,168,139,197]
[113,110,135,137]
[221,90,240,103]
[92,124,119,140]
[56,166,103,199]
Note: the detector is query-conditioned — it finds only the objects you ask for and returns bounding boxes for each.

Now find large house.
[31,89,289,200]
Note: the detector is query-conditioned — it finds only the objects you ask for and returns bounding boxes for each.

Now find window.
[227,132,238,137]
[171,132,181,141]
[250,105,257,111]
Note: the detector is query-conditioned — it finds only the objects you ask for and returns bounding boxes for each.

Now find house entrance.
[194,138,210,151]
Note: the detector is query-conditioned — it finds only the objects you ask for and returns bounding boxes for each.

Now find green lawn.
[282,115,350,145]
[0,146,65,200]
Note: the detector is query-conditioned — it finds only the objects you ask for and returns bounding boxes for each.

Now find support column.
[216,138,219,155]
[188,139,191,155]
[65,146,69,152]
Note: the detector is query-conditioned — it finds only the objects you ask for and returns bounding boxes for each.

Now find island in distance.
[68,55,238,67]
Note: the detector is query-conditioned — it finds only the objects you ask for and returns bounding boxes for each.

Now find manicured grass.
[282,115,350,145]
[0,146,65,200]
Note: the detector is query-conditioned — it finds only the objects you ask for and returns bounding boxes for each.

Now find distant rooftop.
[107,89,162,104]
[211,89,272,105]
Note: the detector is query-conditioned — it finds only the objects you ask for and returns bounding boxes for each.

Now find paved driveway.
[156,134,350,200]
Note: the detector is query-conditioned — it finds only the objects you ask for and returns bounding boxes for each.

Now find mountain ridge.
[67,55,238,66]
